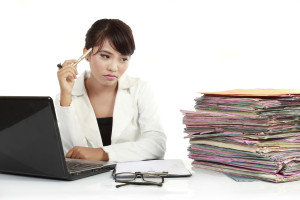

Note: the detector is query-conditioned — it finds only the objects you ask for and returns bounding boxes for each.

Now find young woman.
[55,19,166,162]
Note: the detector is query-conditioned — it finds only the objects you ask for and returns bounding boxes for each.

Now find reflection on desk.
[1,160,300,200]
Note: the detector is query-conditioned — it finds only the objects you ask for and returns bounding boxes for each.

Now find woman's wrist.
[100,148,109,161]
[60,92,72,107]
[102,151,109,161]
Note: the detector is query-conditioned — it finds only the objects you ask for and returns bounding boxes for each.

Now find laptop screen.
[0,97,68,179]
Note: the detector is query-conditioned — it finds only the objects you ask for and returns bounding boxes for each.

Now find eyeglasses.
[113,171,167,188]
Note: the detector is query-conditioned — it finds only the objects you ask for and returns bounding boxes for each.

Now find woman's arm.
[55,93,109,161]
[66,146,108,161]
[54,94,89,154]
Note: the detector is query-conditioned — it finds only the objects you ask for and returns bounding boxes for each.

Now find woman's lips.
[104,75,117,81]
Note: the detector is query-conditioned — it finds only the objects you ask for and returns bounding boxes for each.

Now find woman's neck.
[84,75,118,97]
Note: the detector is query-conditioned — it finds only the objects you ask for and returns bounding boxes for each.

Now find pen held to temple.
[57,48,93,69]
[71,48,93,66]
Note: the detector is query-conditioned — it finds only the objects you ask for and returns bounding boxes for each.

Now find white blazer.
[55,70,166,162]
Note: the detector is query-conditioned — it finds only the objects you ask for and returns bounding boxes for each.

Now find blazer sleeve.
[54,94,89,155]
[103,82,167,162]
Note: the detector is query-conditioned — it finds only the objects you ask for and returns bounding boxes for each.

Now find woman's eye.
[121,58,128,62]
[100,54,109,59]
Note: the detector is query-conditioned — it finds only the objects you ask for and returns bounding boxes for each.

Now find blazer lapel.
[72,71,102,147]
[73,94,102,147]
[111,88,134,143]
[111,74,139,143]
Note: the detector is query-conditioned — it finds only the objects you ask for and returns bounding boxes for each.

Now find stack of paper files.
[181,89,300,182]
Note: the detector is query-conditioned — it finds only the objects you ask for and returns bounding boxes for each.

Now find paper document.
[115,159,192,177]
[201,89,300,97]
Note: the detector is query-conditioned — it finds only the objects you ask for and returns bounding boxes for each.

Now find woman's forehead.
[93,39,126,56]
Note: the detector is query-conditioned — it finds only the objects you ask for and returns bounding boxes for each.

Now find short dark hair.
[85,19,135,56]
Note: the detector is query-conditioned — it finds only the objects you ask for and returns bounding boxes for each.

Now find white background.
[0,0,300,159]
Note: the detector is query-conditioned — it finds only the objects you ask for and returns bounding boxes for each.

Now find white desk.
[1,160,300,200]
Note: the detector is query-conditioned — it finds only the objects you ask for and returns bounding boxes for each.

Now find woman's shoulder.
[121,74,157,100]
[119,74,149,90]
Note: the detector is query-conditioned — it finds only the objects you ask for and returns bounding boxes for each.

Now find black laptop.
[0,96,116,180]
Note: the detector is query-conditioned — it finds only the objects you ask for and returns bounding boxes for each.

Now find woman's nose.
[107,60,118,72]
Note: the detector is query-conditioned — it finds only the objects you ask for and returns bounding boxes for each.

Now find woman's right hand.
[57,59,78,106]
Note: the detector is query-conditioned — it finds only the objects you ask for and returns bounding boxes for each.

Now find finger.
[71,147,83,159]
[67,147,81,159]
[62,59,77,66]
[69,151,77,159]
[66,148,74,158]
[58,72,76,82]
[70,63,78,72]
[74,153,81,159]
[58,67,77,77]
[58,66,78,77]
[59,64,78,75]
[61,60,78,69]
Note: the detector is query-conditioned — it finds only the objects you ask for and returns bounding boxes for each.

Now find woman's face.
[87,39,130,87]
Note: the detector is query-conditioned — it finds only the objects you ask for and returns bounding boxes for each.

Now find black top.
[96,117,113,146]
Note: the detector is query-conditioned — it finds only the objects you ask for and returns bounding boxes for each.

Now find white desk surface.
[1,159,300,200]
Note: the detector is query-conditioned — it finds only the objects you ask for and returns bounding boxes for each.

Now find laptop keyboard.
[66,158,108,174]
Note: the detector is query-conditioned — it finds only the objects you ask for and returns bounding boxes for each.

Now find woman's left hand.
[66,146,109,161]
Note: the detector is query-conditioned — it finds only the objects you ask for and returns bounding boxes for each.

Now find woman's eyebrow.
[100,50,113,55]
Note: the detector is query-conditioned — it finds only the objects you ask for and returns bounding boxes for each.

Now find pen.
[71,48,93,66]
[57,48,93,69]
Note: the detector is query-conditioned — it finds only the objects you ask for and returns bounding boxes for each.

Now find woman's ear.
[83,47,91,61]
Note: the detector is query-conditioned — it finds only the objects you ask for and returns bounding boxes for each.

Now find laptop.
[0,96,116,180]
